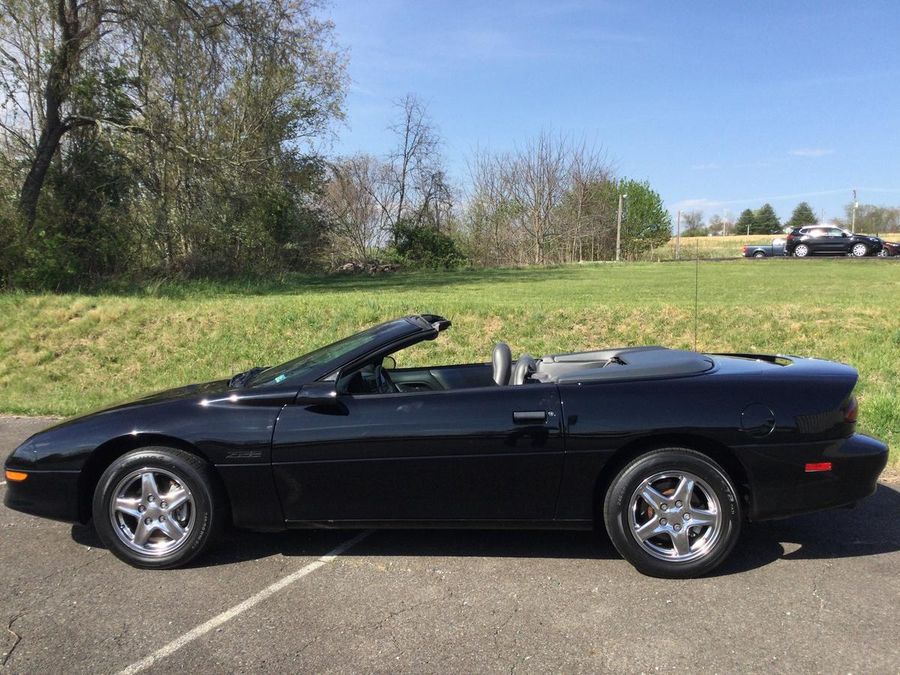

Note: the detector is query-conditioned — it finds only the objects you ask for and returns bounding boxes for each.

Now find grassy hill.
[1,258,897,460]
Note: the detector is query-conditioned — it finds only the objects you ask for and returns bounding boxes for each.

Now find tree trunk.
[18,0,88,233]
[19,119,67,231]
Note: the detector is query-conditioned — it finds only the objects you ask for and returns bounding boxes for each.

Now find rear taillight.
[786,233,796,240]
[844,396,858,423]
[742,246,748,253]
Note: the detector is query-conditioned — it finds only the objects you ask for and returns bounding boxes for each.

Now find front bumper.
[3,469,82,523]
[741,433,888,521]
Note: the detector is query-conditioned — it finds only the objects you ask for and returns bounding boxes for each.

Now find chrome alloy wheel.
[627,471,722,563]
[109,467,195,556]
[794,244,809,257]
[851,243,868,257]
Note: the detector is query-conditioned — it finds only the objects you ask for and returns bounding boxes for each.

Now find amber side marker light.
[805,462,832,473]
[4,470,28,482]
[844,396,859,423]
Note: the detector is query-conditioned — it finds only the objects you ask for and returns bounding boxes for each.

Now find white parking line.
[116,530,371,675]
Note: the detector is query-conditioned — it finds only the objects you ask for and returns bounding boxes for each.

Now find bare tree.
[322,155,384,264]
[374,94,446,238]
[561,139,614,262]
[465,147,521,266]
[681,210,705,234]
[464,133,613,266]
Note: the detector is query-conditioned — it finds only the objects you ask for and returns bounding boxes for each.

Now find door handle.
[513,410,547,423]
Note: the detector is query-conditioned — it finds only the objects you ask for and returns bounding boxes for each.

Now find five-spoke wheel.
[604,448,741,578]
[93,447,223,569]
[110,468,195,556]
[628,471,722,562]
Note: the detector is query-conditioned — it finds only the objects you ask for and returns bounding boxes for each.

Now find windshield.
[248,320,413,387]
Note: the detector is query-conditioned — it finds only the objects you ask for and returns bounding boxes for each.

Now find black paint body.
[4,317,889,532]
[785,226,883,256]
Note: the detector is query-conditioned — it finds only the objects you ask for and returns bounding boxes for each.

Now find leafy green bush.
[393,219,467,269]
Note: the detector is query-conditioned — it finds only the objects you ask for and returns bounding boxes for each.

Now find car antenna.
[693,239,700,352]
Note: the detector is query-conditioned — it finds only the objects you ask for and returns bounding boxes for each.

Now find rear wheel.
[851,243,868,257]
[603,448,742,578]
[92,447,224,569]
[753,251,765,258]
[793,244,809,257]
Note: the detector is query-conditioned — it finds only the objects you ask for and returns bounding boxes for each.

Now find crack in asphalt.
[370,594,447,632]
[2,614,22,666]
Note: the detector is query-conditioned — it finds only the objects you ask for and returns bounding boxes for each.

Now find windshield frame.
[246,317,428,388]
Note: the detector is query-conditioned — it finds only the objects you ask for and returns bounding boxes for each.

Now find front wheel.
[93,447,224,569]
[851,243,869,257]
[603,448,742,578]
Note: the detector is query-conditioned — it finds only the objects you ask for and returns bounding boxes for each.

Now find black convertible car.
[4,315,888,578]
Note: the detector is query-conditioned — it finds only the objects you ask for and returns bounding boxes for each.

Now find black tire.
[603,448,742,578]
[753,251,765,258]
[92,447,224,569]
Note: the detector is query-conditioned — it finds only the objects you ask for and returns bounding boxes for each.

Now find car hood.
[46,378,233,430]
[128,379,232,405]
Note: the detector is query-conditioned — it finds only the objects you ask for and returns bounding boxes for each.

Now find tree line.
[325,97,671,270]
[680,200,900,238]
[0,1,673,289]
[680,202,810,237]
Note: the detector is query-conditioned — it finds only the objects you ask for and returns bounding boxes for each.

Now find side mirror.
[382,355,397,370]
[297,382,339,406]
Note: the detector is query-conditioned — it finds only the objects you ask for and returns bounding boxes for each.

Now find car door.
[827,227,851,254]
[271,384,564,523]
[804,227,828,254]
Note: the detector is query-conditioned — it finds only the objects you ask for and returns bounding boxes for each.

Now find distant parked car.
[878,240,899,257]
[785,226,883,258]
[742,238,785,258]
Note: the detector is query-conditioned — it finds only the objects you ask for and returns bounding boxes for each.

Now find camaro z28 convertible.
[4,315,889,578]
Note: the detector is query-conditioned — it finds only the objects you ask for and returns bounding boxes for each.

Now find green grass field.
[642,234,775,260]
[2,258,897,461]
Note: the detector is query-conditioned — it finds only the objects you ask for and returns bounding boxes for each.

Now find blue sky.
[327,1,900,223]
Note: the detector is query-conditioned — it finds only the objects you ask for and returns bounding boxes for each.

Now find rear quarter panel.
[555,355,859,520]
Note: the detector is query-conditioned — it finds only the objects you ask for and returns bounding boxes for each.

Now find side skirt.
[283,519,594,531]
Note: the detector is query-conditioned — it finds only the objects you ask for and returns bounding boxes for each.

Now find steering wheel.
[373,364,398,394]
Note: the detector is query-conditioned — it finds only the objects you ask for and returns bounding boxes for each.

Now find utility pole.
[851,189,858,233]
[675,210,681,260]
[615,193,626,262]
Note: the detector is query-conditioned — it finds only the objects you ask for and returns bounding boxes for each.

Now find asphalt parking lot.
[2,416,898,673]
